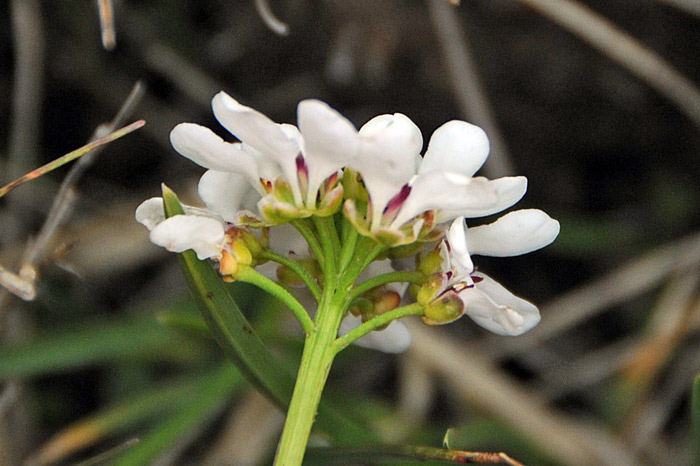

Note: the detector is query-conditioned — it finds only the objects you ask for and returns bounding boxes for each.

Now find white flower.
[437,210,560,335]
[135,197,226,260]
[345,117,528,245]
[170,92,358,224]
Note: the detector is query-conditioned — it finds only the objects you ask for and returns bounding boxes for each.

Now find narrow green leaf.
[71,439,139,466]
[0,316,206,379]
[161,186,375,446]
[112,363,242,466]
[28,365,234,466]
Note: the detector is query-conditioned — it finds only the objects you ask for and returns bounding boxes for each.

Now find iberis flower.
[169,92,356,226]
[417,210,559,335]
[344,116,528,246]
[136,93,559,351]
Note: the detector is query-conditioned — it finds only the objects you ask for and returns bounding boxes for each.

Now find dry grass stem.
[406,321,639,466]
[515,0,700,128]
[254,0,290,36]
[97,0,116,50]
[478,230,700,359]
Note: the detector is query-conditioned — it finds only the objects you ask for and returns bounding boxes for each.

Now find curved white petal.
[298,100,359,203]
[199,170,259,224]
[352,113,422,226]
[149,215,225,260]
[391,173,501,228]
[339,314,412,353]
[135,197,166,230]
[420,121,490,177]
[436,176,528,222]
[240,142,282,183]
[213,93,304,203]
[459,273,540,336]
[170,124,261,182]
[466,209,560,257]
[445,217,473,276]
[212,92,299,160]
[136,197,221,229]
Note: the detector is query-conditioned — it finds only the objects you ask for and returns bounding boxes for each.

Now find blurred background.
[0,0,699,465]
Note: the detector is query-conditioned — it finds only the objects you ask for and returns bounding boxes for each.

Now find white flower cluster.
[137,92,559,350]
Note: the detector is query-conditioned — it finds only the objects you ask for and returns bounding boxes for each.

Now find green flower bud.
[421,290,464,325]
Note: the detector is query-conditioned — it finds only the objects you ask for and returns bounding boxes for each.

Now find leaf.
[28,365,237,466]
[0,316,207,379]
[111,363,242,466]
[161,186,374,446]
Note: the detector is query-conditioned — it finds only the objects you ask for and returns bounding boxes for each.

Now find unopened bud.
[416,273,449,306]
[421,290,464,325]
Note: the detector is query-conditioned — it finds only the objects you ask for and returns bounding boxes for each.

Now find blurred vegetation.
[0,0,699,465]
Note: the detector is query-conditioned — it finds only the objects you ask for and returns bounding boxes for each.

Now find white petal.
[459,273,540,336]
[339,315,412,353]
[135,197,220,229]
[297,100,359,203]
[212,93,304,204]
[267,223,310,258]
[445,217,473,276]
[466,209,560,257]
[135,197,166,230]
[419,121,490,177]
[199,170,258,224]
[170,124,260,182]
[212,92,299,160]
[436,176,528,222]
[391,173,501,228]
[149,215,225,260]
[240,142,282,183]
[352,113,422,226]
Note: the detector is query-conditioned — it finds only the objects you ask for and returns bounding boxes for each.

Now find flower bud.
[417,245,443,276]
[416,273,448,306]
[421,289,465,325]
[218,228,261,278]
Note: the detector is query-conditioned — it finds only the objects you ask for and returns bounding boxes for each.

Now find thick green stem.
[273,291,346,466]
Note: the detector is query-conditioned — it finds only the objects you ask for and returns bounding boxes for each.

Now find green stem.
[312,216,339,277]
[236,267,315,335]
[273,290,346,466]
[341,238,388,291]
[291,219,325,270]
[332,303,423,354]
[349,271,426,303]
[338,223,359,273]
[259,250,321,301]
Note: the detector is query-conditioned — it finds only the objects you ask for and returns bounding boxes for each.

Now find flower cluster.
[137,92,559,350]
